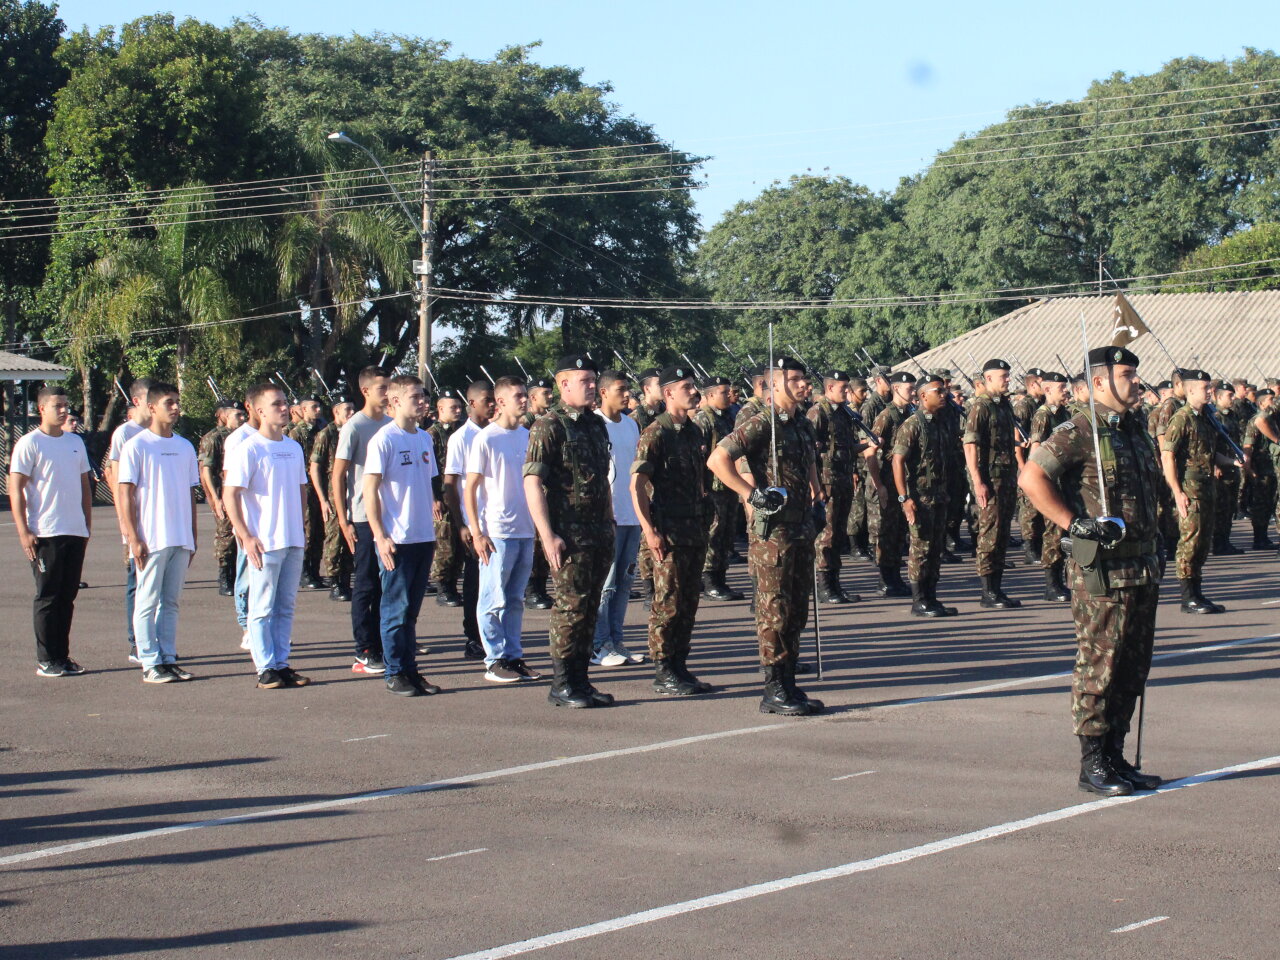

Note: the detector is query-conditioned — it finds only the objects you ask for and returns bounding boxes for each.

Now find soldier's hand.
[432,501,444,523]
[210,500,225,522]
[902,498,916,526]
[644,528,667,562]
[973,481,991,509]
[1174,490,1190,520]
[543,534,567,572]
[748,487,786,515]
[320,500,332,523]
[1068,516,1124,547]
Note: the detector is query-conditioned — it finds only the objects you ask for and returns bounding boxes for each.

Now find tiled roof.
[899,291,1280,383]
[0,350,69,380]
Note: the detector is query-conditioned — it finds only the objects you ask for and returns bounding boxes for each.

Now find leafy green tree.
[1163,222,1280,292]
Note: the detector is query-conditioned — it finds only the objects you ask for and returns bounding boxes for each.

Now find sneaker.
[462,639,485,660]
[61,658,86,675]
[590,647,627,667]
[128,650,142,665]
[35,660,66,678]
[416,643,432,656]
[508,658,542,681]
[611,641,646,665]
[164,663,194,681]
[240,631,250,651]
[409,671,442,695]
[256,668,284,689]
[352,654,386,675]
[143,666,176,683]
[484,659,523,683]
[277,666,311,687]
[385,673,421,697]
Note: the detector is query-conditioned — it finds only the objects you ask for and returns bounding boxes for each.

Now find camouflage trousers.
[649,543,705,662]
[1174,492,1214,580]
[1068,563,1158,737]
[431,515,463,587]
[527,536,550,596]
[973,476,1017,576]
[906,498,947,586]
[847,468,867,539]
[1040,519,1065,568]
[1249,471,1277,537]
[548,530,615,662]
[213,511,236,567]
[1213,471,1240,546]
[946,465,967,543]
[1158,482,1179,554]
[816,480,852,573]
[637,537,654,584]
[870,469,905,567]
[749,533,814,667]
[322,511,353,582]
[1019,493,1045,555]
[703,490,738,577]
[302,489,324,574]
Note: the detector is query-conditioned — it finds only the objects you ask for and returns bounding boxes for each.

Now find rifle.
[273,372,299,404]
[114,377,132,408]
[206,376,226,404]
[479,365,497,386]
[610,349,638,379]
[312,368,336,402]
[718,341,758,394]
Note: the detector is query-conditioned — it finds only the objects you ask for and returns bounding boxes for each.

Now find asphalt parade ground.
[2,506,1277,959]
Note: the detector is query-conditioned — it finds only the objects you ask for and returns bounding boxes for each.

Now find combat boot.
[674,656,715,693]
[705,574,744,602]
[760,664,818,716]
[1023,540,1039,565]
[1077,735,1133,796]
[940,547,961,564]
[1179,578,1218,614]
[523,579,553,610]
[547,659,594,708]
[330,570,352,602]
[300,563,325,590]
[851,530,872,562]
[577,659,615,706]
[979,572,1021,609]
[1252,528,1274,550]
[652,660,701,697]
[1043,562,1070,602]
[877,565,911,598]
[435,578,462,607]
[1105,727,1162,791]
[782,661,824,713]
[909,581,936,617]
[817,571,856,604]
[217,561,233,597]
[1192,576,1225,613]
[923,575,957,617]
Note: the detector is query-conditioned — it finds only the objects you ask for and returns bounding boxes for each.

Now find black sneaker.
[61,658,86,676]
[409,671,441,695]
[164,663,194,681]
[277,666,311,687]
[351,654,386,675]
[35,660,66,678]
[463,639,485,660]
[385,673,421,697]
[256,669,284,689]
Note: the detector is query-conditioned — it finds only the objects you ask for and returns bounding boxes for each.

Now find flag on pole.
[1110,292,1150,348]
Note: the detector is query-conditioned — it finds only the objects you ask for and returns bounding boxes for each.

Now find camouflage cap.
[928,368,952,380]
[870,364,892,379]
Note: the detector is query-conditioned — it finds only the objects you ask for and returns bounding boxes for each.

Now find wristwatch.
[897,494,907,503]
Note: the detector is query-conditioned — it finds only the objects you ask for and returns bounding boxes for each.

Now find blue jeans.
[352,522,383,657]
[133,545,191,669]
[378,540,435,677]
[125,554,137,650]
[234,547,249,630]
[594,524,640,651]
[246,546,303,673]
[478,537,533,665]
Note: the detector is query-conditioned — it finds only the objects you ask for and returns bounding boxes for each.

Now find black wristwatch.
[897,494,907,503]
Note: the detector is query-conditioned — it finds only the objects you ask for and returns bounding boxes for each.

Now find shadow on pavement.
[0,920,363,959]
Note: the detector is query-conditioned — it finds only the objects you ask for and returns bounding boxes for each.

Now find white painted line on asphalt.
[342,735,389,743]
[831,771,876,781]
[2,631,1274,869]
[440,756,1278,960]
[1262,599,1280,606]
[426,847,487,862]
[1111,916,1170,934]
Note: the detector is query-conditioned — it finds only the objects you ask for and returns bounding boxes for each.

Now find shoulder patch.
[1053,421,1076,433]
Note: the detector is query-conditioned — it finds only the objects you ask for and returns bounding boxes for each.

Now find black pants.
[351,522,382,657]
[32,536,88,663]
[462,554,480,644]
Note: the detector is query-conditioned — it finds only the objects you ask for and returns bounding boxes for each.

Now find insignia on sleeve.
[1053,421,1076,433]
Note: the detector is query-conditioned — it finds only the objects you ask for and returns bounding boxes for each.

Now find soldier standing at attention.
[809,370,866,604]
[1243,389,1277,550]
[522,378,554,427]
[871,372,916,598]
[312,397,354,601]
[695,376,744,601]
[524,355,617,709]
[288,394,329,590]
[892,374,956,617]
[199,400,240,597]
[1153,370,1186,556]
[931,368,967,562]
[1161,369,1242,614]
[1013,370,1045,563]
[708,357,825,717]
[1028,372,1074,601]
[631,366,715,696]
[630,367,666,606]
[734,369,769,429]
[1210,382,1245,556]
[845,376,874,562]
[428,390,465,607]
[859,366,893,562]
[964,359,1021,608]
[1020,345,1162,797]
[521,377,556,610]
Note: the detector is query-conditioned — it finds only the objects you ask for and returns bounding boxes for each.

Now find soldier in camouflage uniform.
[931,368,967,560]
[694,376,744,601]
[891,374,956,617]
[734,369,769,430]
[964,358,1021,608]
[198,401,241,596]
[855,366,892,561]
[871,372,916,598]
[845,377,874,561]
[709,357,825,717]
[428,390,465,606]
[311,397,355,601]
[1230,379,1257,519]
[630,367,666,605]
[1243,390,1277,549]
[1013,370,1045,562]
[632,366,715,696]
[525,355,617,709]
[521,378,556,609]
[288,395,329,589]
[1210,382,1245,556]
[1161,369,1242,614]
[1152,371,1186,556]
[1028,372,1073,601]
[1020,345,1163,797]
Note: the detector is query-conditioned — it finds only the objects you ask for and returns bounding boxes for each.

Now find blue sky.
[52,0,1276,227]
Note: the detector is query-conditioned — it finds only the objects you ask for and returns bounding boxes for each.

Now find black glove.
[1068,516,1124,547]
[748,487,787,515]
[811,501,827,532]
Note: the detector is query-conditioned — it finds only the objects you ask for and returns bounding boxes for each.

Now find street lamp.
[328,132,436,385]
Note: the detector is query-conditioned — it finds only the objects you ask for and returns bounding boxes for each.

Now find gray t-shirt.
[336,411,392,523]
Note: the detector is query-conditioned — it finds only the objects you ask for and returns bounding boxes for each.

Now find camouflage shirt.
[310,422,341,497]
[733,396,766,430]
[524,401,614,533]
[288,419,325,460]
[694,405,736,492]
[872,402,912,470]
[808,396,864,483]
[859,390,889,426]
[1030,403,1072,446]
[1161,405,1221,498]
[632,401,665,432]
[197,425,231,493]
[718,407,817,541]
[1243,412,1275,475]
[631,413,709,545]
[427,420,459,476]
[963,394,1018,481]
[1011,393,1043,438]
[1153,394,1184,438]
[892,410,949,505]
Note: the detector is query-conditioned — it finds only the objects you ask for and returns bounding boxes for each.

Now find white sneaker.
[591,647,627,667]
[240,631,250,651]
[611,641,646,664]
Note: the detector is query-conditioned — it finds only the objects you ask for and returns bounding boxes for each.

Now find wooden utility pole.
[416,150,437,386]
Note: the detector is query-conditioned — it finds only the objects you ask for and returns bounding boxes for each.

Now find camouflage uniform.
[694,405,738,580]
[524,402,616,662]
[718,409,817,667]
[892,410,950,588]
[310,421,351,584]
[1013,392,1043,550]
[1211,405,1243,551]
[427,419,463,589]
[963,394,1019,577]
[871,402,911,570]
[632,413,709,663]
[197,425,236,567]
[1231,395,1257,516]
[1029,402,1072,567]
[938,397,968,549]
[1152,395,1185,552]
[632,401,666,589]
[854,391,890,551]
[807,396,862,575]
[1162,405,1220,580]
[288,418,326,580]
[733,395,766,430]
[1029,408,1161,738]
[1244,412,1278,542]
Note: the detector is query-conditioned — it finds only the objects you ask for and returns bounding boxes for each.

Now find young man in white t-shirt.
[466,376,541,683]
[222,396,261,649]
[224,383,311,690]
[116,382,200,684]
[9,384,94,677]
[443,380,494,661]
[593,369,644,666]
[364,375,442,697]
[108,377,152,663]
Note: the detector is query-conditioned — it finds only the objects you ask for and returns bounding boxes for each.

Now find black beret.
[772,356,806,372]
[436,389,459,400]
[702,375,731,387]
[1156,380,1173,390]
[213,397,235,410]
[983,358,1011,372]
[659,364,695,387]
[302,394,325,404]
[1257,388,1275,398]
[824,369,850,383]
[917,374,945,387]
[557,354,600,374]
[1179,368,1212,383]
[227,400,247,412]
[928,368,952,379]
[1025,367,1045,378]
[1215,380,1235,392]
[1040,371,1068,383]
[531,378,554,390]
[889,371,918,385]
[751,365,770,379]
[1086,346,1140,368]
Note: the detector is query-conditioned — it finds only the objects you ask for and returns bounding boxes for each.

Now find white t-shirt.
[336,411,392,523]
[10,429,91,538]
[365,422,438,544]
[598,409,641,526]
[466,422,533,538]
[109,418,145,462]
[224,432,307,551]
[445,418,486,526]
[117,430,200,552]
[222,422,257,463]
